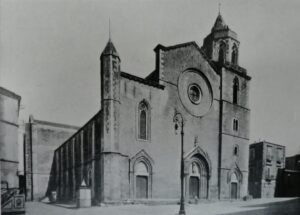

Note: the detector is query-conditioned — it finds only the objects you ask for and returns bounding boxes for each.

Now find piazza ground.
[25,198,300,215]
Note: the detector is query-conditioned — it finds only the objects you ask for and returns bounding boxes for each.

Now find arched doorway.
[189,162,200,199]
[230,173,239,199]
[135,161,149,199]
[186,156,209,200]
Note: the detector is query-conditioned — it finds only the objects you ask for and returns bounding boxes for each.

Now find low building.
[276,154,300,197]
[0,86,21,188]
[248,141,285,198]
[24,116,79,201]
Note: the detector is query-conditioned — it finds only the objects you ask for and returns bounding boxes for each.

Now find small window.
[233,77,239,104]
[276,148,283,164]
[233,145,239,156]
[266,146,273,162]
[233,119,239,131]
[265,166,271,180]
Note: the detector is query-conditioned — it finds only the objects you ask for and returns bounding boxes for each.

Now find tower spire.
[218,2,221,15]
[109,18,111,42]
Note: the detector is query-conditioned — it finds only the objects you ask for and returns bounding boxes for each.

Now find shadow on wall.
[45,153,57,202]
[219,198,300,215]
[274,168,284,197]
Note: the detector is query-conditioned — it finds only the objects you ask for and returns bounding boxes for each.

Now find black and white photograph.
[0,0,300,214]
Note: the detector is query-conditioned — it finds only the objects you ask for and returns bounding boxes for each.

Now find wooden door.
[231,182,238,199]
[189,176,200,199]
[136,176,148,199]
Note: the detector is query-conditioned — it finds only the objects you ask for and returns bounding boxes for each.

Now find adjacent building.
[0,86,21,188]
[248,141,285,198]
[47,13,251,204]
[276,154,300,197]
[23,116,79,201]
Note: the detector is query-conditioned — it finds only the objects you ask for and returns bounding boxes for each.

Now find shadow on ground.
[46,203,78,210]
[219,198,300,215]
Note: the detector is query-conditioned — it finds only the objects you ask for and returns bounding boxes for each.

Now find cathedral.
[47,13,251,204]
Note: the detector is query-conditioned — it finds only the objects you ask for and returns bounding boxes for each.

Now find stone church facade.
[47,13,251,204]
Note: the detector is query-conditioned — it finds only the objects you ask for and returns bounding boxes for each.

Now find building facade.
[47,13,251,204]
[248,141,285,198]
[24,116,78,201]
[0,86,21,188]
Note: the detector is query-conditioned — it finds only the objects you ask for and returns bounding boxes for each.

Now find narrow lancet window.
[233,77,239,104]
[138,101,149,140]
[219,42,226,64]
[231,44,238,65]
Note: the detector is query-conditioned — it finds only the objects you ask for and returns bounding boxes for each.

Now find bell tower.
[100,37,121,152]
[202,12,240,65]
[100,37,125,202]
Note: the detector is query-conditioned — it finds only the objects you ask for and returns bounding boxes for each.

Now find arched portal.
[130,150,154,199]
[186,155,209,200]
[230,173,239,199]
[135,161,149,199]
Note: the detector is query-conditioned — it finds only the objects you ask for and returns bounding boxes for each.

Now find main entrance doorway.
[187,157,209,200]
[189,176,200,199]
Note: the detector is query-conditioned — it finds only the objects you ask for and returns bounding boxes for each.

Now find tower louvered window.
[231,44,238,65]
[233,77,239,104]
[219,42,226,64]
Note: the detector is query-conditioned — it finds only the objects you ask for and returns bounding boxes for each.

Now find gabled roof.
[121,72,164,90]
[154,41,218,72]
[0,86,21,101]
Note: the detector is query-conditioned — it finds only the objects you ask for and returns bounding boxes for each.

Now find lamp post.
[173,111,186,215]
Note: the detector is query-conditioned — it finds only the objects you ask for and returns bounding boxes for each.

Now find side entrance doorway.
[135,161,149,199]
[230,173,239,199]
[136,175,148,199]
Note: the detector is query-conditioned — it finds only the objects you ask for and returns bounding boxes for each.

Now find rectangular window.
[266,146,273,162]
[265,166,271,180]
[233,119,239,131]
[276,148,283,164]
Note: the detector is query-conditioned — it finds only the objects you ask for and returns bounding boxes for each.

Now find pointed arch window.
[233,118,239,132]
[219,42,226,64]
[231,44,238,65]
[233,77,239,104]
[138,101,150,140]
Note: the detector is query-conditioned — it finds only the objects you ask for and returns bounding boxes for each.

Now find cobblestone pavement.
[25,198,300,215]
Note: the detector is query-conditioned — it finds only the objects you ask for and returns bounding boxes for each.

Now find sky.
[1,0,300,156]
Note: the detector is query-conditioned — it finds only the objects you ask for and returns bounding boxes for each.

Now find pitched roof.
[121,72,165,89]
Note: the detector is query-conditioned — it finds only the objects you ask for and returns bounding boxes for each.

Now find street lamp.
[173,111,186,215]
